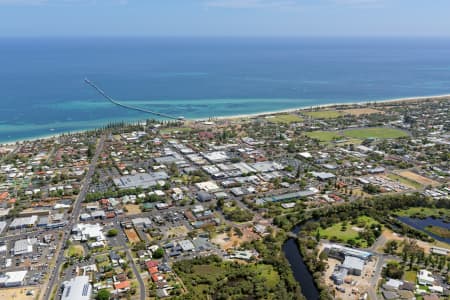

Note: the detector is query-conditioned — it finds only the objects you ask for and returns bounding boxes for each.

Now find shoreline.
[1,93,449,145]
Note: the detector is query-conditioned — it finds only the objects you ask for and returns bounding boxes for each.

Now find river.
[282,224,320,300]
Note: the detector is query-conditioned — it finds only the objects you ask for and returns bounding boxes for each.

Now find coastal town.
[0,97,448,300]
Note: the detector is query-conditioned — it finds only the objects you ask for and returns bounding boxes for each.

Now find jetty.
[84,78,184,121]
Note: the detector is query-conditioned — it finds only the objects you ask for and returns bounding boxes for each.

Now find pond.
[397,216,450,244]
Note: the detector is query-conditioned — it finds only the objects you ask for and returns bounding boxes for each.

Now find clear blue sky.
[1,0,449,37]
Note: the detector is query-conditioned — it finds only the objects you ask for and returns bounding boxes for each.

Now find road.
[42,135,106,300]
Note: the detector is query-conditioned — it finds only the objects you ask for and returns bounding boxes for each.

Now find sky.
[0,0,449,37]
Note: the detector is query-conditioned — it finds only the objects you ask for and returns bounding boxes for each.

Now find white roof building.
[178,240,195,252]
[61,276,92,300]
[418,270,435,286]
[0,270,27,287]
[13,238,37,256]
[9,215,38,229]
[195,181,220,192]
[132,217,152,228]
[72,223,105,242]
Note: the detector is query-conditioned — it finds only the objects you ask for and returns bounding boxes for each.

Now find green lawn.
[343,127,408,139]
[387,173,423,189]
[319,216,379,248]
[268,114,304,123]
[305,130,342,142]
[304,110,343,119]
[403,270,417,283]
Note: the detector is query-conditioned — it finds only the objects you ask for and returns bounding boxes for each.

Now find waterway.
[282,224,320,300]
[397,217,450,244]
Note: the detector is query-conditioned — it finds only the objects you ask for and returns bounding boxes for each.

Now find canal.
[282,224,320,300]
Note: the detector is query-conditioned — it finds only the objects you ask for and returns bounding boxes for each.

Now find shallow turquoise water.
[1,37,450,142]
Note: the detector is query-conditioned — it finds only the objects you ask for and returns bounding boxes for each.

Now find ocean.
[1,37,450,142]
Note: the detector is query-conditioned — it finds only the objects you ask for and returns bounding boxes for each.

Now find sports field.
[344,127,408,139]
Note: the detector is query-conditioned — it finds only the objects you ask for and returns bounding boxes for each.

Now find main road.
[42,134,106,300]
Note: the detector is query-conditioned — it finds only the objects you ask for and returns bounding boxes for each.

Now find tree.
[152,248,164,259]
[96,289,111,300]
[384,261,404,279]
[107,229,118,237]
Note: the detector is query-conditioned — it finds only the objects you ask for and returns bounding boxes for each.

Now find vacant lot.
[342,108,383,116]
[166,225,189,238]
[305,130,341,142]
[267,114,304,123]
[304,110,343,119]
[66,244,84,258]
[344,127,408,139]
[124,204,142,215]
[124,228,141,243]
[397,170,440,186]
[212,227,259,250]
[0,287,39,300]
[387,173,422,189]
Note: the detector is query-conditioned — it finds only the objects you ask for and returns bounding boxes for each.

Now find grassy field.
[66,245,84,258]
[267,114,304,123]
[252,264,280,289]
[403,270,417,283]
[343,127,408,139]
[305,130,342,142]
[387,173,422,189]
[306,127,408,142]
[304,110,343,119]
[395,207,450,219]
[319,216,379,248]
[159,127,192,134]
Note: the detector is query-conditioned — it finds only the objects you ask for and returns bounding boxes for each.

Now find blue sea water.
[1,37,450,142]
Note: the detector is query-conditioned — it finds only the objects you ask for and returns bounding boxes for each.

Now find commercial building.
[132,217,152,228]
[342,256,365,276]
[61,276,92,300]
[9,215,38,229]
[72,223,105,242]
[0,270,27,287]
[0,221,6,234]
[113,172,169,189]
[13,238,37,256]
